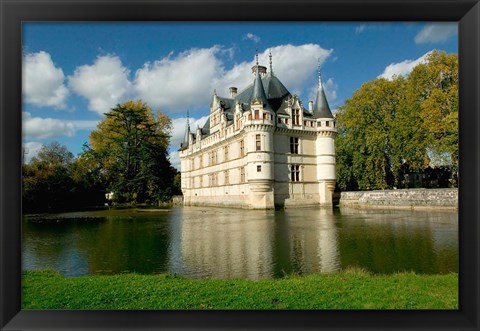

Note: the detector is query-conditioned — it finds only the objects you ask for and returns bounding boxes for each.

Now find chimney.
[251,65,267,77]
[229,87,238,98]
[308,101,313,112]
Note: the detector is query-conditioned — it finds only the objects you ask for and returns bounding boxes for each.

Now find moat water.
[22,206,458,279]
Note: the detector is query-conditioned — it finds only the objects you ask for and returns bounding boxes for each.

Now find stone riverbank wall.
[334,188,458,210]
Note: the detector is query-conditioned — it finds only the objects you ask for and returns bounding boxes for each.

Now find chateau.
[179,52,336,209]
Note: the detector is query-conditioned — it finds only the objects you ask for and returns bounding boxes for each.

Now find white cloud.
[307,78,338,105]
[414,23,457,44]
[169,115,209,170]
[23,141,44,163]
[170,115,209,150]
[134,47,223,111]
[169,150,181,170]
[66,43,332,116]
[23,112,75,139]
[71,120,99,130]
[23,51,69,109]
[68,55,131,116]
[323,78,338,101]
[215,44,333,98]
[243,33,261,43]
[378,51,432,80]
[355,24,366,34]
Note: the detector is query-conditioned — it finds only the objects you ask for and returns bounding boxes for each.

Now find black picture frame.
[1,0,479,330]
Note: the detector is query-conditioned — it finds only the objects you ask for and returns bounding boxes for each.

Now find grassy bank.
[23,269,457,310]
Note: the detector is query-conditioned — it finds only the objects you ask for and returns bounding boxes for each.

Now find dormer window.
[292,109,300,125]
[255,109,260,120]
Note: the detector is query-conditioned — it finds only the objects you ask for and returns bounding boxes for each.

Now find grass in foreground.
[23,269,458,310]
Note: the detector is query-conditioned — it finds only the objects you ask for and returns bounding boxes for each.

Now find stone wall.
[334,188,458,210]
[171,195,184,205]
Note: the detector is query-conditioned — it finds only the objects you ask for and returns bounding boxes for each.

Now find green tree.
[336,77,410,189]
[335,50,458,190]
[407,51,458,185]
[88,100,175,204]
[23,142,75,212]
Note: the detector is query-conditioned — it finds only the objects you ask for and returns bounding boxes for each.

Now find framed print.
[1,0,479,330]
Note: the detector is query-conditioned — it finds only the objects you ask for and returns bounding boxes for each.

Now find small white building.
[179,52,336,209]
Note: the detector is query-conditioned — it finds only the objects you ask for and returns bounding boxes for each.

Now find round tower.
[244,54,275,209]
[313,64,336,206]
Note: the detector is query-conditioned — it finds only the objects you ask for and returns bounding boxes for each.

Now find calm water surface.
[23,206,458,279]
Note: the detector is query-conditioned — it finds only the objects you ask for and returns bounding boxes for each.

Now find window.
[285,118,289,124]
[235,114,241,130]
[292,109,300,125]
[248,114,252,120]
[326,121,330,127]
[240,167,246,183]
[277,117,281,123]
[255,109,260,119]
[224,145,229,162]
[290,165,300,182]
[224,170,229,185]
[257,165,261,172]
[290,137,299,154]
[255,134,261,151]
[240,140,245,157]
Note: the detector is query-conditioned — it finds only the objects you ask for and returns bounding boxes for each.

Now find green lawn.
[23,269,458,310]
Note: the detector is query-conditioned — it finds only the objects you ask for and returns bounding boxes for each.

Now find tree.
[335,50,458,190]
[23,142,75,212]
[407,51,458,185]
[31,141,74,166]
[336,77,411,189]
[88,100,175,204]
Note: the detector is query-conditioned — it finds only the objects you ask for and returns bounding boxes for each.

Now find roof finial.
[317,58,322,88]
[255,49,259,66]
[269,49,273,73]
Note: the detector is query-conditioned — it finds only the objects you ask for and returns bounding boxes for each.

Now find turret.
[179,110,191,151]
[245,51,275,209]
[314,62,336,206]
[312,62,334,119]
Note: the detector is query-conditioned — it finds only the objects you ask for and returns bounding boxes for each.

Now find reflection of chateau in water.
[169,208,276,279]
[278,209,340,275]
[170,207,340,279]
[22,207,458,278]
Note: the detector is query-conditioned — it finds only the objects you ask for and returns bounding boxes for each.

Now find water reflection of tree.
[337,209,457,274]
[22,219,103,275]
[74,212,171,275]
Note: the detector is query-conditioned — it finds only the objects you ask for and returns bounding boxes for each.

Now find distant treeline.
[23,100,181,213]
[336,50,458,191]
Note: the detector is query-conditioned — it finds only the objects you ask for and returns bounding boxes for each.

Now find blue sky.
[22,22,458,168]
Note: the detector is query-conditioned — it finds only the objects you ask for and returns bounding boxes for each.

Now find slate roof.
[312,83,333,119]
[234,71,291,112]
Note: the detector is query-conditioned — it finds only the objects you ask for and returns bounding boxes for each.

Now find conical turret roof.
[312,66,333,119]
[179,111,191,150]
[250,55,272,110]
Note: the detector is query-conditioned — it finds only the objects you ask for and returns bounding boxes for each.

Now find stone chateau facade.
[179,52,336,209]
